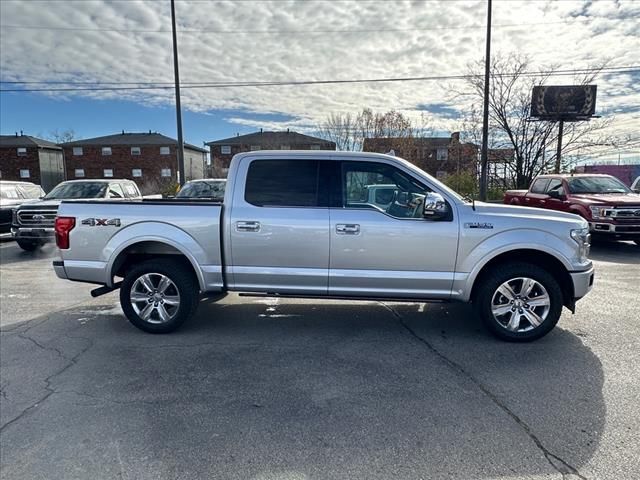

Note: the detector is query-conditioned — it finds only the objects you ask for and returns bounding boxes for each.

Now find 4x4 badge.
[81,218,121,227]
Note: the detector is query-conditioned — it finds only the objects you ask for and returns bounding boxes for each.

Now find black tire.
[473,262,564,342]
[17,239,40,251]
[120,258,200,333]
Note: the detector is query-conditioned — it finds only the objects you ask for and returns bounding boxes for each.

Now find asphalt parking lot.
[1,238,639,480]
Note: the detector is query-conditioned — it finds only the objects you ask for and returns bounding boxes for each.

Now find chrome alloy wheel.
[130,273,181,324]
[491,277,551,333]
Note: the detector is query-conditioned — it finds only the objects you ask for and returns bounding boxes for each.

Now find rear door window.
[122,183,140,198]
[245,160,323,207]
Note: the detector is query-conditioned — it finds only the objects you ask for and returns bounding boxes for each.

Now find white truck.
[53,151,594,342]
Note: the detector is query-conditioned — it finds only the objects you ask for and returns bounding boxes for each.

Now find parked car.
[53,151,594,342]
[176,178,226,200]
[12,179,141,251]
[504,174,640,245]
[631,176,640,193]
[0,181,45,234]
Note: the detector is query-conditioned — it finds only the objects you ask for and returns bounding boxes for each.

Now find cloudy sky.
[1,0,638,158]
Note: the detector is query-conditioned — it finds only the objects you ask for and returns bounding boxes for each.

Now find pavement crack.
[0,334,95,433]
[17,331,70,361]
[379,301,589,480]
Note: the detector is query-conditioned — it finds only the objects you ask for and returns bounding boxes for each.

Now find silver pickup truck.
[53,151,594,342]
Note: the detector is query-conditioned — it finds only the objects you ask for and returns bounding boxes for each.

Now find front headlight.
[589,206,607,219]
[571,227,591,262]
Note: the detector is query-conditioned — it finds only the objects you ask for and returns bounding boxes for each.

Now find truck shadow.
[589,239,639,264]
[1,299,605,479]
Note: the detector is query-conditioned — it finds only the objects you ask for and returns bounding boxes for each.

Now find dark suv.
[0,181,45,234]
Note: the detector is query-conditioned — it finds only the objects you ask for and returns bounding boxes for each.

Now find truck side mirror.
[422,192,450,221]
[548,190,563,199]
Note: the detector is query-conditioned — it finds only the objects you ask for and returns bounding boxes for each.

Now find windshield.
[567,176,631,194]
[177,180,226,199]
[45,182,108,199]
[18,184,44,199]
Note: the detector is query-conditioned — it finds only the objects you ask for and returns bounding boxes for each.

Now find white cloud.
[0,0,638,144]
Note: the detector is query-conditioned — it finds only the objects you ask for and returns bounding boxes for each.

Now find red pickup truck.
[504,174,640,244]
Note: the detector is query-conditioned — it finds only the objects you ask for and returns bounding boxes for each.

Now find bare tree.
[48,129,76,144]
[317,108,417,152]
[453,54,620,188]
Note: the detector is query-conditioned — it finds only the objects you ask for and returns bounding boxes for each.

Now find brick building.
[61,132,207,194]
[206,130,336,176]
[0,134,65,192]
[363,132,479,180]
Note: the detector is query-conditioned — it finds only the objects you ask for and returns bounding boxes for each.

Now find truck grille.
[16,209,57,227]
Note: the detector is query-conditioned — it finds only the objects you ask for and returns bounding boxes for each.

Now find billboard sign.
[530,85,597,120]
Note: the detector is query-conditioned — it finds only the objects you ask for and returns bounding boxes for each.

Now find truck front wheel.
[473,262,563,342]
[16,239,41,251]
[120,258,200,333]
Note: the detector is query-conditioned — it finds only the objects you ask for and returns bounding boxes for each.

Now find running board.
[237,292,445,303]
[91,281,122,298]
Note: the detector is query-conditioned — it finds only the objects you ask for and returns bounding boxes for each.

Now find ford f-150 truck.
[53,151,594,342]
[504,174,640,244]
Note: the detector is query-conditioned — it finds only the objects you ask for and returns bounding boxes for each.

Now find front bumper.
[11,226,55,241]
[571,266,595,300]
[590,222,640,239]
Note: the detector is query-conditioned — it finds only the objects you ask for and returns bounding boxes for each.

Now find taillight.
[55,216,75,249]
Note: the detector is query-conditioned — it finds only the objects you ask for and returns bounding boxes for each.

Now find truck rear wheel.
[473,262,563,342]
[120,258,200,333]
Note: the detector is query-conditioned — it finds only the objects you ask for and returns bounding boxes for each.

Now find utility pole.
[170,0,185,186]
[479,0,492,201]
[554,119,564,173]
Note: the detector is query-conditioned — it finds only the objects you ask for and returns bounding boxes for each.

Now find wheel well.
[111,241,199,287]
[470,249,574,310]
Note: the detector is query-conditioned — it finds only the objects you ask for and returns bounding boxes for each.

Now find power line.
[0,18,597,35]
[1,66,637,92]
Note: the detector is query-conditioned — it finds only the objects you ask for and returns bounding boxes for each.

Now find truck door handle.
[236,221,260,232]
[336,224,360,235]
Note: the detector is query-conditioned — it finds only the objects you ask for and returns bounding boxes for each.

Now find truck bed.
[56,199,224,290]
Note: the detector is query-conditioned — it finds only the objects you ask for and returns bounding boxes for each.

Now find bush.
[443,171,478,198]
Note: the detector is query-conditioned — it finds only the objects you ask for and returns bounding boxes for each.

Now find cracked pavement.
[1,239,639,479]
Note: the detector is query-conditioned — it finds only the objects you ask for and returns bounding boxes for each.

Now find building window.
[280,145,291,150]
[436,148,448,161]
[102,147,112,156]
[160,146,170,155]
[103,169,113,178]
[75,169,85,178]
[131,147,141,156]
[20,169,30,178]
[310,144,321,150]
[72,147,83,156]
[132,168,142,178]
[250,145,261,151]
[221,145,231,154]
[161,168,171,177]
[17,147,27,156]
